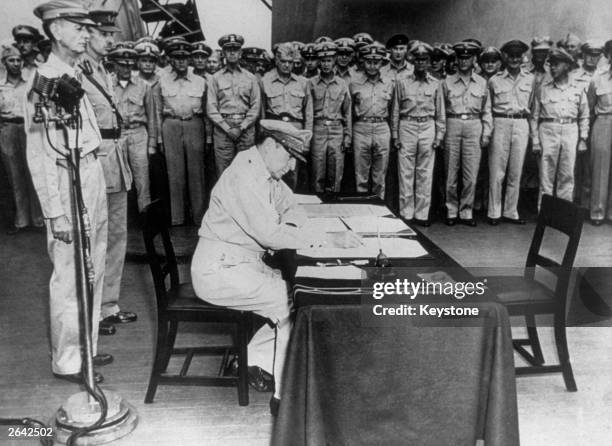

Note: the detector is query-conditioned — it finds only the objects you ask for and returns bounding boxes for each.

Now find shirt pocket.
[468,88,486,111]
[237,79,252,101]
[595,84,612,109]
[289,89,306,110]
[494,86,513,107]
[186,88,204,113]
[516,83,533,109]
[266,90,285,113]
[126,90,145,117]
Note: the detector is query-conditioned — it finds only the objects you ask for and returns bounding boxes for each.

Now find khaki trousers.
[590,115,612,220]
[352,121,391,198]
[538,122,578,207]
[311,122,344,193]
[213,119,255,177]
[122,126,151,212]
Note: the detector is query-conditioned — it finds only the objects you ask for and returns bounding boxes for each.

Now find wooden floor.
[1,215,612,445]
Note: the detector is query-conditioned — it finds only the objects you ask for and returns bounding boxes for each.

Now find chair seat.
[167,283,249,315]
[487,276,554,305]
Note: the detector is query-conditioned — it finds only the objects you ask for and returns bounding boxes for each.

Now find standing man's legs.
[183,119,206,225]
[538,123,561,207]
[444,119,462,219]
[124,126,151,212]
[414,120,436,221]
[398,120,419,220]
[371,122,391,199]
[503,119,529,219]
[458,120,482,220]
[353,122,373,193]
[589,116,612,222]
[162,119,187,225]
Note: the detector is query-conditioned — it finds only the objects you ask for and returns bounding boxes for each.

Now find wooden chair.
[486,194,585,391]
[142,200,253,405]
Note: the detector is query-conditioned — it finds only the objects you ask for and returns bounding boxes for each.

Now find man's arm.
[143,84,157,152]
[206,75,232,133]
[241,74,262,131]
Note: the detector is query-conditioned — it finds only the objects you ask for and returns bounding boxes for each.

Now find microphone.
[31,72,59,99]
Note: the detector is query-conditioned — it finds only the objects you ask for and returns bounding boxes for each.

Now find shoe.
[6,226,23,235]
[103,311,137,324]
[54,371,104,384]
[487,218,500,226]
[99,321,116,336]
[503,217,526,225]
[414,219,430,227]
[460,218,477,227]
[591,219,603,226]
[93,353,114,367]
[445,218,457,226]
[270,397,280,417]
[223,356,239,377]
[248,366,275,392]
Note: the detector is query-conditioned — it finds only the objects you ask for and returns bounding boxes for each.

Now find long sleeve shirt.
[391,72,446,142]
[488,69,535,115]
[587,69,612,116]
[113,75,157,147]
[24,53,102,219]
[80,53,119,130]
[261,70,313,132]
[198,146,324,252]
[207,65,261,133]
[0,73,29,119]
[309,74,352,141]
[442,71,493,139]
[349,74,394,120]
[530,77,590,144]
[381,61,414,83]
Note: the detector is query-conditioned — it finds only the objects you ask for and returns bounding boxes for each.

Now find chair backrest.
[525,194,585,296]
[142,200,179,310]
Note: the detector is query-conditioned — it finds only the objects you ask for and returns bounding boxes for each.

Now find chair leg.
[145,318,169,403]
[525,314,544,365]
[554,314,577,392]
[161,320,178,372]
[237,313,250,406]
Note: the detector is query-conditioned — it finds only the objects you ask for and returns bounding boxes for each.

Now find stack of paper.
[300,203,393,218]
[296,265,364,280]
[302,217,348,233]
[298,237,428,259]
[294,194,322,204]
[342,216,415,236]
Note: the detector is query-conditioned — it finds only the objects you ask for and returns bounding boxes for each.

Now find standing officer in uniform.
[134,38,161,86]
[158,38,207,225]
[82,9,137,334]
[261,42,313,192]
[110,45,157,213]
[26,0,109,383]
[586,39,612,225]
[206,49,223,75]
[207,34,261,176]
[487,40,534,225]
[12,25,43,78]
[334,37,355,84]
[430,43,450,80]
[350,42,395,198]
[192,41,212,78]
[531,48,589,207]
[479,46,502,80]
[391,42,445,226]
[309,42,352,194]
[441,41,492,226]
[1,43,43,234]
[350,33,374,78]
[302,43,319,79]
[382,34,413,82]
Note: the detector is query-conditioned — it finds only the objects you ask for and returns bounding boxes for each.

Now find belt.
[56,151,98,169]
[357,116,387,123]
[200,238,264,264]
[493,112,529,120]
[314,118,343,126]
[121,122,145,130]
[267,113,302,123]
[539,117,577,124]
[100,128,121,140]
[221,113,246,119]
[163,113,203,121]
[400,115,433,123]
[447,113,480,120]
[2,117,24,124]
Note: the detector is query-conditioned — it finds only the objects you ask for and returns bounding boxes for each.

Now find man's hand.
[227,127,242,142]
[481,135,490,148]
[577,139,588,153]
[432,139,442,150]
[342,136,352,153]
[328,231,363,249]
[391,138,401,152]
[147,145,157,155]
[157,142,165,153]
[50,215,72,244]
[532,141,542,156]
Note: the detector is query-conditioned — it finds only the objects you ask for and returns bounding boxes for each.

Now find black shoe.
[248,366,275,392]
[99,321,116,336]
[54,371,104,384]
[445,218,457,226]
[223,356,239,377]
[414,219,430,227]
[93,353,114,367]
[503,217,526,225]
[270,397,280,417]
[103,311,137,324]
[487,218,500,226]
[591,219,603,226]
[460,218,477,227]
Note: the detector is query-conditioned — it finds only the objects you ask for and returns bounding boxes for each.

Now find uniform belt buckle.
[281,116,290,122]
[324,120,332,126]
[460,114,468,120]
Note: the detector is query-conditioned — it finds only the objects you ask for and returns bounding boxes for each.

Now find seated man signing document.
[191,119,362,415]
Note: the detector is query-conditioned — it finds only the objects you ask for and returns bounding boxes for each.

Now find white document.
[294,194,322,204]
[302,217,348,233]
[298,237,428,259]
[300,203,393,218]
[296,265,364,280]
[341,216,416,235]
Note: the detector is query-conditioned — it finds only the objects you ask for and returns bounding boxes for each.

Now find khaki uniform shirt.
[391,72,446,142]
[24,53,102,218]
[488,69,535,115]
[113,75,157,148]
[309,74,352,141]
[158,70,206,119]
[207,65,261,133]
[349,74,394,120]
[587,69,612,116]
[381,61,414,83]
[571,67,596,92]
[0,73,28,119]
[261,70,313,131]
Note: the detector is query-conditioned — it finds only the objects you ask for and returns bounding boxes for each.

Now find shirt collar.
[272,69,298,83]
[245,146,272,182]
[223,64,244,74]
[389,61,408,71]
[315,74,338,85]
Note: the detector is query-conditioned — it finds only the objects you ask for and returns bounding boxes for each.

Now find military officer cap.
[135,41,160,58]
[561,33,581,48]
[38,39,52,52]
[463,38,482,51]
[409,41,433,58]
[314,36,333,44]
[353,32,374,49]
[166,38,192,57]
[500,40,529,56]
[315,41,337,58]
[108,45,137,64]
[192,41,212,56]
[604,40,612,55]
[275,42,298,60]
[453,41,480,57]
[479,46,502,62]
[89,9,121,32]
[360,42,387,60]
[334,37,355,53]
[581,40,604,55]
[218,34,245,49]
[432,42,451,59]
[301,43,317,58]
[259,119,312,163]
[548,47,575,65]
[531,36,553,52]
[12,25,42,41]
[1,43,21,61]
[242,47,264,62]
[33,0,95,25]
[386,34,410,49]
[136,36,156,46]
